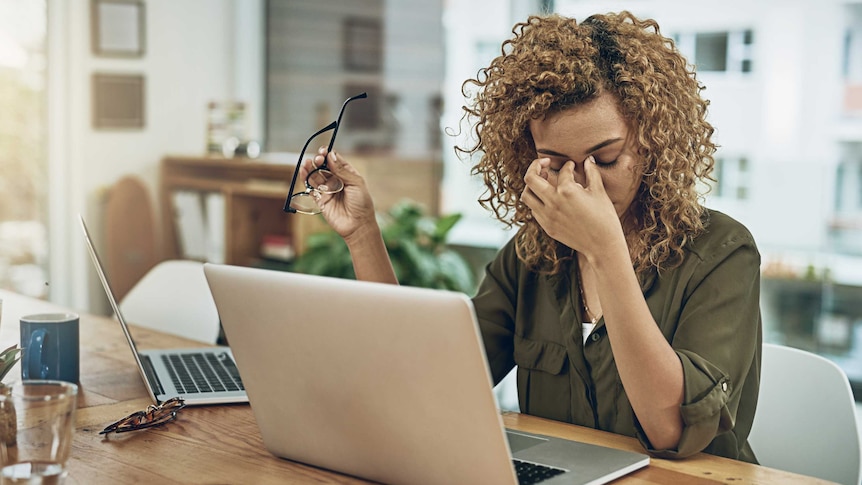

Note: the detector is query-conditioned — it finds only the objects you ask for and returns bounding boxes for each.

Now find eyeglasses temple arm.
[283,121,337,213]
[325,92,368,155]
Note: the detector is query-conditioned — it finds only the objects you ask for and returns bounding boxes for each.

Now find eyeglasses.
[283,92,368,215]
[99,397,187,434]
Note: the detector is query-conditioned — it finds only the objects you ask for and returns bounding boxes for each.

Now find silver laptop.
[79,215,247,406]
[204,263,649,484]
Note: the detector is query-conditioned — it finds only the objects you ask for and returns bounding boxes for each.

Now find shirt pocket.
[512,335,568,420]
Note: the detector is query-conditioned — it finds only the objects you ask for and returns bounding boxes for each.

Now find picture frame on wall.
[92,73,146,130]
[91,0,146,58]
[342,17,382,72]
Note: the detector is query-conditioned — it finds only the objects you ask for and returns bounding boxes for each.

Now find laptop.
[204,263,649,484]
[79,215,247,406]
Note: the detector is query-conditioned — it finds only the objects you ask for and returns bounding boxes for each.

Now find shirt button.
[721,382,728,392]
[590,333,600,342]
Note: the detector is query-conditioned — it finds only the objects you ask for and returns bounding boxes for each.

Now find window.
[0,0,48,298]
[714,156,750,200]
[695,32,728,71]
[842,5,862,114]
[674,29,753,73]
[342,17,383,73]
[835,159,862,214]
[831,155,862,255]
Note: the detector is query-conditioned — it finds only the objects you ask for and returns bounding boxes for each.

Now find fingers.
[523,159,551,209]
[520,186,543,211]
[582,156,605,193]
[298,146,328,180]
[318,150,373,194]
[558,160,577,186]
[524,158,552,190]
[297,156,316,181]
[312,146,327,169]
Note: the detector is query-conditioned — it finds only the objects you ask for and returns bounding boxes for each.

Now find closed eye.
[594,157,618,168]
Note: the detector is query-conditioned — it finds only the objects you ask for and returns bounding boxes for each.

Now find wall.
[47,0,264,311]
[440,0,525,248]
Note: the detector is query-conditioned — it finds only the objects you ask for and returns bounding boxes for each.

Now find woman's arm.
[302,149,398,285]
[584,243,684,450]
[522,157,684,450]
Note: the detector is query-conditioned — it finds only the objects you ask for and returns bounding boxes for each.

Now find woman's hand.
[297,148,398,284]
[520,156,626,260]
[298,147,377,241]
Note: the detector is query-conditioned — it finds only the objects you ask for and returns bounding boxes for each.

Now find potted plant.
[0,344,21,445]
[292,200,476,294]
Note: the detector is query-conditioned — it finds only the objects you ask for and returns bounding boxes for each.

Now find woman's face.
[528,92,642,219]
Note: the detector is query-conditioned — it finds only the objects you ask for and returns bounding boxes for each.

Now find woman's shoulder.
[687,209,759,263]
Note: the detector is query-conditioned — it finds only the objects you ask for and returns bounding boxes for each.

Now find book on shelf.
[171,190,226,263]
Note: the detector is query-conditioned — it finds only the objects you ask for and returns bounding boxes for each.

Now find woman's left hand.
[521,156,625,258]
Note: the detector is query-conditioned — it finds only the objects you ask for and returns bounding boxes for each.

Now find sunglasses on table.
[99,397,187,435]
[283,92,368,215]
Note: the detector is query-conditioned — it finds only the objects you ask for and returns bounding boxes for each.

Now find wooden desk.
[0,290,829,484]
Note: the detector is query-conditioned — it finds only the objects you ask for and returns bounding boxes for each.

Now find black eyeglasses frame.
[282,92,368,214]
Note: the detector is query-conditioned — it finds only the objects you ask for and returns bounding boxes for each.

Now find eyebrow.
[536,137,625,159]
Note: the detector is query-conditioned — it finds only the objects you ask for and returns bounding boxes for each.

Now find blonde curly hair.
[458,11,716,275]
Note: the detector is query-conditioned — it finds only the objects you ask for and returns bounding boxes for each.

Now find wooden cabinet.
[160,155,441,267]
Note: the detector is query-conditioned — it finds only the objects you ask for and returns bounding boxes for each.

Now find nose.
[571,160,587,186]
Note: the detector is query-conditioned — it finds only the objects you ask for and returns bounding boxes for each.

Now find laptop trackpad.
[506,430,548,454]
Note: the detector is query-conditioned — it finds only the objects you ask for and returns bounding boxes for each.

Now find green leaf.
[433,213,462,243]
[0,345,21,381]
[292,199,475,293]
[436,250,476,293]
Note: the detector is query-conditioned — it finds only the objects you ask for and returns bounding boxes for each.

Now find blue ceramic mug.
[20,312,80,383]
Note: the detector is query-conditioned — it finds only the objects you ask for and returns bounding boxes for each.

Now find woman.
[300,11,761,462]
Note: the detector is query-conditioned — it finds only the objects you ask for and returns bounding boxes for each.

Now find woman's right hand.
[298,147,377,241]
[299,148,398,285]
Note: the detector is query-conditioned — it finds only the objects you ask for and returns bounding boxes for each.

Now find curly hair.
[457,11,716,275]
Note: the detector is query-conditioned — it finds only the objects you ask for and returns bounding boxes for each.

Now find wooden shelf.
[160,154,442,268]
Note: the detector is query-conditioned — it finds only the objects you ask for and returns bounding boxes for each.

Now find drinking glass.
[0,381,78,484]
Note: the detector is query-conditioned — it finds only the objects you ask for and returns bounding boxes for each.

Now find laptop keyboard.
[513,459,566,484]
[161,352,245,394]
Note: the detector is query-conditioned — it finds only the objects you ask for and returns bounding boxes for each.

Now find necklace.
[577,268,602,325]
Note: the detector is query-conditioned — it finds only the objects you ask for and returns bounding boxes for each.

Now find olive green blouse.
[473,210,761,462]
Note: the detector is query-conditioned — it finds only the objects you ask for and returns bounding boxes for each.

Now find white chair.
[118,260,221,344]
[493,367,519,412]
[749,343,862,485]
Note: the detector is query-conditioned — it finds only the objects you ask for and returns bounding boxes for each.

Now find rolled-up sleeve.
[640,231,762,459]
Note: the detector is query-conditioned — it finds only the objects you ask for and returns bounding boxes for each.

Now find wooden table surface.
[0,290,831,484]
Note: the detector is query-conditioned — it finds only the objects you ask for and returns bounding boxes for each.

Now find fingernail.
[586,156,596,164]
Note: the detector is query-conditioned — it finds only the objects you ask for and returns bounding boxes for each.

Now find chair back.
[118,260,221,344]
[749,343,861,485]
[105,175,160,301]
